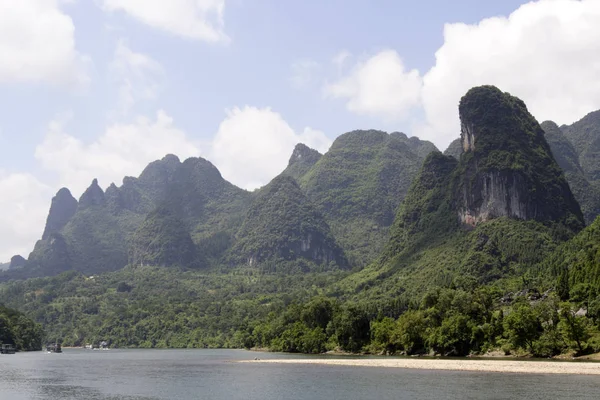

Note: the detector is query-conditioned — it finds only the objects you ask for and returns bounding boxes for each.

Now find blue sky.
[1,0,600,260]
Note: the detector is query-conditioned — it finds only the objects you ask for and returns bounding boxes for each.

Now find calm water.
[1,349,599,400]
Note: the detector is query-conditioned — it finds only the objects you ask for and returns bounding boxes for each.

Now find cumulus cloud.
[102,0,228,43]
[419,0,600,148]
[0,0,89,86]
[324,50,422,121]
[210,107,331,190]
[0,171,53,260]
[35,110,201,196]
[109,40,164,115]
[327,0,600,150]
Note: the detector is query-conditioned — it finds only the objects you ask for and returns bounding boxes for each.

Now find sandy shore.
[241,358,600,375]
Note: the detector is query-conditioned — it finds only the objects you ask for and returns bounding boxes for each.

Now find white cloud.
[0,171,53,261]
[35,110,201,196]
[210,106,331,190]
[326,1,600,150]
[417,0,600,148]
[290,59,320,90]
[0,0,89,86]
[324,50,422,121]
[102,0,228,43]
[110,40,164,114]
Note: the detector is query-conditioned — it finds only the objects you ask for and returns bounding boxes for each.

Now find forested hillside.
[1,85,599,358]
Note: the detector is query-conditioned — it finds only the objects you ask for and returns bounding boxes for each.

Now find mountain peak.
[456,85,584,229]
[288,143,321,166]
[79,179,105,209]
[42,187,78,240]
[9,255,26,269]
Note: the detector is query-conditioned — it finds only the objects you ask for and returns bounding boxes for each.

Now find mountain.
[0,263,8,271]
[8,255,26,270]
[562,110,600,186]
[230,175,347,272]
[346,86,584,300]
[297,130,437,267]
[128,207,201,268]
[12,155,252,279]
[41,188,78,240]
[542,121,600,224]
[455,86,583,230]
[444,138,463,160]
[281,143,323,180]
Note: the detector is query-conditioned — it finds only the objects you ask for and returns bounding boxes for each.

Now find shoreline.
[240,358,600,375]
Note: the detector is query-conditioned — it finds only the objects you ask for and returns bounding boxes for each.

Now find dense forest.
[1,85,599,357]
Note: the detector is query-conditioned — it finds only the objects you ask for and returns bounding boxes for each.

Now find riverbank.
[241,358,600,375]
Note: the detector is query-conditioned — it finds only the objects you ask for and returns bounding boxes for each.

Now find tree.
[504,303,542,354]
[558,303,590,354]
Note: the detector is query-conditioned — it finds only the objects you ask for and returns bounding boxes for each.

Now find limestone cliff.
[455,86,583,230]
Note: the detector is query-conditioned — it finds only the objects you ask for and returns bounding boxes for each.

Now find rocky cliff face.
[42,188,78,240]
[455,86,584,231]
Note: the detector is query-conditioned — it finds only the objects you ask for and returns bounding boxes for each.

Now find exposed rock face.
[232,175,347,270]
[458,171,531,226]
[42,188,78,240]
[455,86,584,230]
[78,179,105,209]
[9,255,27,269]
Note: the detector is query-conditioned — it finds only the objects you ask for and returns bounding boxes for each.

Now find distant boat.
[0,344,16,354]
[46,343,62,353]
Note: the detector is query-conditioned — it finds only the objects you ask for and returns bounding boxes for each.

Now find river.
[0,349,598,399]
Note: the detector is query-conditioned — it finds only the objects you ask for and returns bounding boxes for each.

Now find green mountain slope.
[542,121,600,224]
[299,130,436,267]
[343,86,584,302]
[562,110,600,185]
[230,175,347,272]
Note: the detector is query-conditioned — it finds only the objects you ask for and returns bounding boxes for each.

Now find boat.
[0,344,16,354]
[46,342,62,353]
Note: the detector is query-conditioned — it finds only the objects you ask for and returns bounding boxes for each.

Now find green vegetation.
[230,176,347,272]
[0,304,43,351]
[542,120,600,224]
[299,130,435,267]
[1,85,599,359]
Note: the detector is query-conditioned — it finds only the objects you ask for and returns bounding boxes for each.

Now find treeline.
[0,304,44,351]
[233,287,600,358]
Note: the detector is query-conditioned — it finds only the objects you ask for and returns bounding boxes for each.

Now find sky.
[1,0,600,261]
